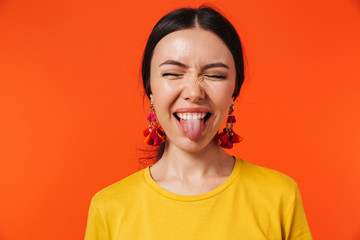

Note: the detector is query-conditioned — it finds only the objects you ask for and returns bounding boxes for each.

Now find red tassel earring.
[217,104,242,149]
[143,100,165,146]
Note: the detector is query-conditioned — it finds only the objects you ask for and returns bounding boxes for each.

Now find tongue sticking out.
[179,118,205,141]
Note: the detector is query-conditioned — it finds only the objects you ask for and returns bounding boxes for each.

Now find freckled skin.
[150,28,236,153]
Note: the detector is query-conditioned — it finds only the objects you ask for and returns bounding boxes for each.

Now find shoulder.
[237,158,299,197]
[91,168,146,210]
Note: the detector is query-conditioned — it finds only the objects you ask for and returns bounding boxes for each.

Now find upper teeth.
[176,113,207,120]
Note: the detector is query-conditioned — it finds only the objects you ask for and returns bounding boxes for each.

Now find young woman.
[85,7,312,240]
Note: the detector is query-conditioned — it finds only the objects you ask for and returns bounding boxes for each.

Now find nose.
[181,75,205,103]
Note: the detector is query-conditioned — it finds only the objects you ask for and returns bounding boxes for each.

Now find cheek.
[151,79,173,99]
[207,80,235,102]
[150,79,180,118]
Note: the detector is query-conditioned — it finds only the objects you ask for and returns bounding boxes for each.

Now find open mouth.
[172,111,212,141]
[173,112,212,122]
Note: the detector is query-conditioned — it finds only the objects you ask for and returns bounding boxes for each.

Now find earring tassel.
[217,128,242,149]
[143,126,165,146]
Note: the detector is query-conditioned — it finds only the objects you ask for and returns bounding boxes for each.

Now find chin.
[169,135,219,153]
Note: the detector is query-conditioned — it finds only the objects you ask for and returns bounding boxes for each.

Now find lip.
[173,107,211,114]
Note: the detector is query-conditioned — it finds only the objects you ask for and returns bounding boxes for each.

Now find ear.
[150,94,153,102]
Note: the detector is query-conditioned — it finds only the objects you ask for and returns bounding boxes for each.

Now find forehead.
[151,28,234,67]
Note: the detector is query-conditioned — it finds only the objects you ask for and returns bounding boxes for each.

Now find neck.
[156,139,234,180]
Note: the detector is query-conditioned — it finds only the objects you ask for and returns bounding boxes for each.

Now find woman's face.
[150,28,236,152]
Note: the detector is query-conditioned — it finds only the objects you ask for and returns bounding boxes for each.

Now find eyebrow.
[202,62,229,70]
[159,60,189,68]
[159,60,229,70]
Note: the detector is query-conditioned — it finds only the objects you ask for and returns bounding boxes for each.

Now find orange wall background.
[0,0,359,239]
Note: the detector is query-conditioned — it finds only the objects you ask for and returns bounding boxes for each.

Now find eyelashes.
[204,74,226,79]
[162,73,227,79]
[162,73,182,77]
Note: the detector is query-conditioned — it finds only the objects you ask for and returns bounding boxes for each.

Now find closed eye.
[162,73,183,77]
[204,75,226,79]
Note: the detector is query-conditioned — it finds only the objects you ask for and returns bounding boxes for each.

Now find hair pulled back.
[142,6,245,100]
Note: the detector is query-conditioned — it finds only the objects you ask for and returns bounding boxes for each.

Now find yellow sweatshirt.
[85,158,312,239]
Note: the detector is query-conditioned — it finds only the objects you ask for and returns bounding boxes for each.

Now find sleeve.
[284,186,312,240]
[84,197,109,240]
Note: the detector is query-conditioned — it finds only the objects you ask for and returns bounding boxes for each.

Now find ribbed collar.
[144,157,242,202]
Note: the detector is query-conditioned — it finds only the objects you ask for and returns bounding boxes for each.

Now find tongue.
[179,119,204,141]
